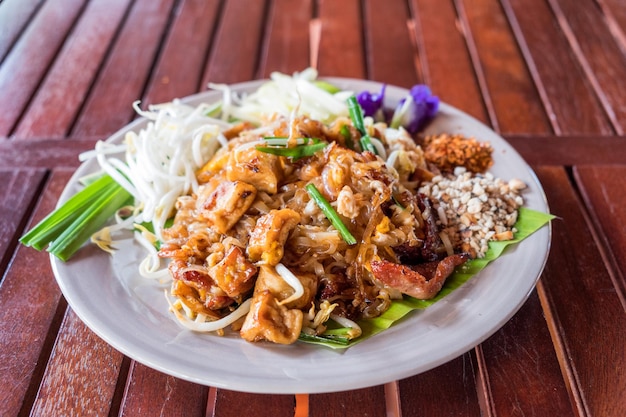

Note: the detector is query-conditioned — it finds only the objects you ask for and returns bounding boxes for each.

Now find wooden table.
[1,0,625,415]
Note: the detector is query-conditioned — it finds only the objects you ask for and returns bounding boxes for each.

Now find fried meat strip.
[370,253,469,299]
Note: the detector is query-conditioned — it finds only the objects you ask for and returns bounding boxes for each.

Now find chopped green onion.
[347,96,378,155]
[298,332,350,345]
[347,96,366,136]
[339,125,354,150]
[359,135,377,154]
[256,140,327,160]
[305,183,357,245]
[20,174,132,261]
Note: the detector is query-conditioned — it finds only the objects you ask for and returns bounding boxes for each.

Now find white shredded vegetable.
[166,295,252,333]
[275,263,305,306]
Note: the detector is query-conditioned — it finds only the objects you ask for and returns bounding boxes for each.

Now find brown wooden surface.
[1,0,625,416]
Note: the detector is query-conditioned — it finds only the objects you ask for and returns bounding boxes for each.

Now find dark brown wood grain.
[209,389,295,417]
[0,0,45,62]
[477,291,575,415]
[363,0,420,88]
[310,386,387,417]
[13,0,132,139]
[574,165,626,308]
[0,170,71,417]
[71,0,176,137]
[535,166,626,417]
[546,0,626,134]
[0,0,87,137]
[0,169,46,274]
[316,0,367,79]
[502,0,613,135]
[258,0,313,77]
[29,309,125,416]
[201,0,268,85]
[459,0,553,134]
[409,0,489,124]
[399,353,482,416]
[142,0,222,106]
[119,361,209,417]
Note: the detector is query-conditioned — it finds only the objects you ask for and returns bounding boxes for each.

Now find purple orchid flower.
[356,84,386,120]
[390,85,439,134]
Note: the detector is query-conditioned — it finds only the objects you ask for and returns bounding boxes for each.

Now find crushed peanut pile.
[419,167,526,258]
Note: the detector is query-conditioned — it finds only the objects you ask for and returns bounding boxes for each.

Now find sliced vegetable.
[20,174,132,261]
[305,183,357,245]
[347,96,378,155]
[256,142,327,160]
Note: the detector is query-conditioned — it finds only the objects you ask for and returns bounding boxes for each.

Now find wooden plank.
[309,386,387,417]
[29,309,124,417]
[459,0,552,134]
[0,0,87,137]
[142,0,222,106]
[0,138,98,168]
[505,135,626,166]
[13,0,131,139]
[398,354,481,416]
[71,0,176,137]
[478,291,574,415]
[574,165,626,305]
[596,0,626,52]
[0,0,45,62]
[119,362,208,417]
[201,0,268,85]
[534,166,626,417]
[258,0,313,77]
[409,0,489,124]
[209,390,295,417]
[363,0,420,88]
[501,0,613,135]
[0,169,46,274]
[0,170,71,417]
[547,0,626,134]
[316,0,366,79]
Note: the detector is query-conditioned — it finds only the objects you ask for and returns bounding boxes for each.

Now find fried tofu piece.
[208,246,257,298]
[254,265,317,310]
[240,290,303,344]
[247,209,301,265]
[226,146,282,194]
[198,180,257,233]
[240,264,315,344]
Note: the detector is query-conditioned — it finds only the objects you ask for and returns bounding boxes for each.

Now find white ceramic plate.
[51,78,551,394]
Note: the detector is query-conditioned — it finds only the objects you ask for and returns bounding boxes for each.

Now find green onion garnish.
[339,124,355,150]
[347,96,378,155]
[20,174,132,261]
[305,183,357,245]
[256,138,327,160]
[298,332,350,345]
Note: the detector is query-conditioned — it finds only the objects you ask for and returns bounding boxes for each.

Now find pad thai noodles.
[43,69,526,345]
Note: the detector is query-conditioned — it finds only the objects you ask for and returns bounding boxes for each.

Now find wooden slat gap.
[7,0,91,138]
[107,356,132,417]
[405,0,429,84]
[17,297,69,417]
[65,0,136,137]
[197,0,228,91]
[451,0,498,132]
[137,0,187,102]
[0,0,47,65]
[499,0,560,135]
[473,345,496,417]
[571,167,626,311]
[545,0,621,134]
[252,0,277,80]
[595,0,626,63]
[535,280,589,417]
